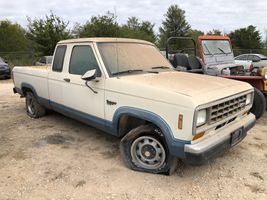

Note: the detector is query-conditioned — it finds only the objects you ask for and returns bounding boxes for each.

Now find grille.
[209,95,247,124]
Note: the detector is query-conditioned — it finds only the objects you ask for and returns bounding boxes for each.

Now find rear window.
[52,45,67,72]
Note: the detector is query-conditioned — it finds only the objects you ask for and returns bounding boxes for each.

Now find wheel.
[120,124,177,175]
[25,92,46,118]
[250,88,266,119]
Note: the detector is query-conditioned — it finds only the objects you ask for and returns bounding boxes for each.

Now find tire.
[250,88,266,119]
[25,92,46,118]
[120,124,177,175]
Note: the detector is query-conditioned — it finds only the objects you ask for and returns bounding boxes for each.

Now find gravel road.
[0,80,266,200]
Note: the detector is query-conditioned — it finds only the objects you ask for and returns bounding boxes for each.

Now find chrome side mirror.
[82,69,96,81]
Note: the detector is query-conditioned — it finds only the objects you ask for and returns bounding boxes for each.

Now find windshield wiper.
[218,47,227,55]
[204,44,213,56]
[151,66,170,69]
[112,69,144,76]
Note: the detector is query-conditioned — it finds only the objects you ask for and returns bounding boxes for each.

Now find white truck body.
[13,38,255,172]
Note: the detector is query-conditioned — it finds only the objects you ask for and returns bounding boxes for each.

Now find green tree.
[75,14,156,43]
[228,25,263,49]
[74,12,119,38]
[0,20,30,52]
[207,29,222,36]
[120,17,156,43]
[27,12,72,55]
[188,29,204,42]
[158,5,191,48]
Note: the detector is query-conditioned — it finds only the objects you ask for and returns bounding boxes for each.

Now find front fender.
[112,106,190,158]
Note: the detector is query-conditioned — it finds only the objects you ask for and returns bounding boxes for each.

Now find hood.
[107,71,252,106]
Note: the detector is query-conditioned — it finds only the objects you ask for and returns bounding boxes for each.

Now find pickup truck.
[13,38,256,175]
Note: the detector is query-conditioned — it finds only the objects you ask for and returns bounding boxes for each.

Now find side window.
[236,55,246,60]
[247,55,254,61]
[253,55,260,60]
[52,45,67,72]
[69,45,101,76]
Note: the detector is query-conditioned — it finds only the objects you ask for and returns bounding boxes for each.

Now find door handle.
[63,78,70,82]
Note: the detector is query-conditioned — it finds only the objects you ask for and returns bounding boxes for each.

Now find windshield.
[97,42,172,75]
[202,40,232,55]
[257,54,267,59]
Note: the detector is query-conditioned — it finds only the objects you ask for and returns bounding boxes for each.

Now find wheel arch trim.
[112,106,190,158]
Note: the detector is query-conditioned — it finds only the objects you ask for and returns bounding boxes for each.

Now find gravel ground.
[0,79,267,200]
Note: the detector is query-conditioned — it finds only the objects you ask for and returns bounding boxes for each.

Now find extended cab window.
[69,45,101,76]
[52,45,66,72]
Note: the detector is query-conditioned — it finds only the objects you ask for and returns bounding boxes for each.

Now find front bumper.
[184,113,256,165]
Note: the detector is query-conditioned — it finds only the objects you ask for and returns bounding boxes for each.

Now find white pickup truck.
[13,38,256,175]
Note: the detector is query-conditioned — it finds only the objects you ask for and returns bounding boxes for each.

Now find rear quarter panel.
[13,66,49,99]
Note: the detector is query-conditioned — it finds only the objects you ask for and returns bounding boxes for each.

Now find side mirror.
[82,69,97,81]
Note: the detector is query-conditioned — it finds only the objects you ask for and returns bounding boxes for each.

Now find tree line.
[0,4,266,57]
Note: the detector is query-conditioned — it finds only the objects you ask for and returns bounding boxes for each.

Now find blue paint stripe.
[19,82,191,158]
[50,101,115,135]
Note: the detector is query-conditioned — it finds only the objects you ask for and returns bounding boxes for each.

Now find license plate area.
[230,127,245,147]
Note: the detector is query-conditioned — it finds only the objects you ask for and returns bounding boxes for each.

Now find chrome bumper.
[184,113,256,164]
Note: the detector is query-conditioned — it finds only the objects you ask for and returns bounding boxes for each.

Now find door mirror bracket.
[82,69,98,94]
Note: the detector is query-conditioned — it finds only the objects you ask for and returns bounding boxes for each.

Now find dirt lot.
[0,80,267,200]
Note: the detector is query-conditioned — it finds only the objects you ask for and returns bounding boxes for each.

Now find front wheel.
[250,88,266,119]
[120,124,177,175]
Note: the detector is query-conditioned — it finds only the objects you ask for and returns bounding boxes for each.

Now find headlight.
[246,93,252,105]
[196,109,207,127]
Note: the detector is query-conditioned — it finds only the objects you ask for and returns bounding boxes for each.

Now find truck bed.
[13,66,50,99]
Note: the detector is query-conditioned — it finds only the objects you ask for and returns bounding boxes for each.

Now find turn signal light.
[192,132,205,141]
[178,114,183,129]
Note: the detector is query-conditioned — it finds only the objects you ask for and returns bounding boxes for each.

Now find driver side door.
[62,43,105,124]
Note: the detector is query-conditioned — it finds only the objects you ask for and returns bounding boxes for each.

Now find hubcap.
[27,97,35,115]
[130,136,166,170]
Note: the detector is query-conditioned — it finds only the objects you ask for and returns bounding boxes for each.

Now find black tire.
[120,124,177,175]
[25,92,46,118]
[251,88,266,119]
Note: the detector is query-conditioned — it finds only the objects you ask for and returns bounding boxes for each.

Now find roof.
[198,35,230,40]
[58,37,154,45]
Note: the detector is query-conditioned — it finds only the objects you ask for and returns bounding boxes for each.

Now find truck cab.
[13,38,256,174]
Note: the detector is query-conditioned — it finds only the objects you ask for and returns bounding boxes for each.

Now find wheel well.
[118,115,156,137]
[22,87,33,96]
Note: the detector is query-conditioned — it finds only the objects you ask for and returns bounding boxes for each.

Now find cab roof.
[198,35,230,41]
[58,37,154,45]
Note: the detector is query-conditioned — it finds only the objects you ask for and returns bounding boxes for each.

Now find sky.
[0,0,267,37]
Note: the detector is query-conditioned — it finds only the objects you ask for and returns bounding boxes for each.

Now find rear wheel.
[26,92,46,118]
[251,88,266,119]
[120,124,177,175]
